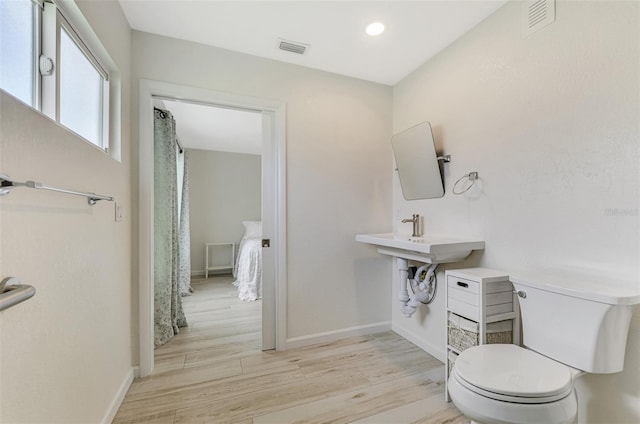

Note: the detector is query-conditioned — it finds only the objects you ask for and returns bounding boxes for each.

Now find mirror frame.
[392,121,445,200]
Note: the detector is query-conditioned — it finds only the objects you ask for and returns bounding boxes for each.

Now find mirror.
[392,121,445,200]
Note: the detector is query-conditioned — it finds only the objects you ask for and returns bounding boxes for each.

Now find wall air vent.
[523,0,555,37]
[277,39,309,55]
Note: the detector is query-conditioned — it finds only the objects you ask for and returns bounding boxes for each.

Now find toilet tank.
[511,273,640,374]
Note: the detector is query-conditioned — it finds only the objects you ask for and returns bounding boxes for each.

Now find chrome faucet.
[401,214,421,237]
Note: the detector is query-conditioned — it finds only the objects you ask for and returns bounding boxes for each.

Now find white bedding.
[233,231,262,302]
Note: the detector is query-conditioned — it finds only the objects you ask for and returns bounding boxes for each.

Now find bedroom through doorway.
[139,80,285,377]
[153,97,264,362]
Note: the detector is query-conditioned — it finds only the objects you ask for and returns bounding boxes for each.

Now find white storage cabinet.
[444,268,520,401]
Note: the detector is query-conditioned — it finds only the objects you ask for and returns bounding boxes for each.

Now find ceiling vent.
[523,0,555,37]
[277,39,309,55]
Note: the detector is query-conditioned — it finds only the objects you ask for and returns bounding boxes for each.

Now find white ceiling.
[129,1,507,154]
[119,0,507,86]
[155,99,263,155]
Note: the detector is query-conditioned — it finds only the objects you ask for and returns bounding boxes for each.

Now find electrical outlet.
[115,202,123,222]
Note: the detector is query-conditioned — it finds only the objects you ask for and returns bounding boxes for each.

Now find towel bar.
[0,173,113,206]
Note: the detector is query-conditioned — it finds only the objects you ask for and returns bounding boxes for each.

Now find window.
[0,0,37,106]
[0,0,116,154]
[59,23,108,147]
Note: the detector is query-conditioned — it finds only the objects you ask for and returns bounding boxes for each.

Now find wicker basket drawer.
[447,312,513,352]
[448,350,459,375]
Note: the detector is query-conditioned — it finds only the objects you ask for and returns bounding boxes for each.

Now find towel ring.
[453,172,479,195]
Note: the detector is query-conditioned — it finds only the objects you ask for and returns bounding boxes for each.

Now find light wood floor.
[114,276,468,424]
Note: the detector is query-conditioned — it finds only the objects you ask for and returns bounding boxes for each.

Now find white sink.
[356,232,485,263]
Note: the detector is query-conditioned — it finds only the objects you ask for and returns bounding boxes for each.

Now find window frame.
[41,0,110,152]
[2,0,120,159]
[30,0,41,109]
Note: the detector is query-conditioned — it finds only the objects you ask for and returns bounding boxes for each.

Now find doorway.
[155,98,263,355]
[138,80,287,377]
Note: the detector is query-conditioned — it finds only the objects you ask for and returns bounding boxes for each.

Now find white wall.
[131,31,393,344]
[188,149,261,274]
[0,1,132,422]
[392,1,639,422]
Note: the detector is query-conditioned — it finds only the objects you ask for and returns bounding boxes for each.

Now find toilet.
[447,272,640,424]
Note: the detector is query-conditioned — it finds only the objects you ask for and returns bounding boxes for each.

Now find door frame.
[138,79,287,377]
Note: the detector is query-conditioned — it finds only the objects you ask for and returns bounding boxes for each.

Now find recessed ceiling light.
[365,22,385,37]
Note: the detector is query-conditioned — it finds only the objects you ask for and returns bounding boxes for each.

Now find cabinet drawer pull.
[456,281,469,288]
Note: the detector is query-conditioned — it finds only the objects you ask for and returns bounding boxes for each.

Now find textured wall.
[392,1,639,422]
[131,31,393,343]
[0,1,132,422]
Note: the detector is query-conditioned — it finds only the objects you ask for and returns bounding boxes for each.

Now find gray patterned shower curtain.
[177,150,193,296]
[154,108,187,348]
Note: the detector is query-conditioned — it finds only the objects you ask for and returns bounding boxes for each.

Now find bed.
[233,221,262,301]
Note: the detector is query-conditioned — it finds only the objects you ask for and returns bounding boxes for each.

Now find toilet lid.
[454,344,573,399]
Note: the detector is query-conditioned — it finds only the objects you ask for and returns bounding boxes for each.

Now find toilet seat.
[453,344,574,404]
[447,372,578,424]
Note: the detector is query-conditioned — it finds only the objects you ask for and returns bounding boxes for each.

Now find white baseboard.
[392,323,446,363]
[191,270,234,278]
[102,367,134,424]
[285,321,391,350]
